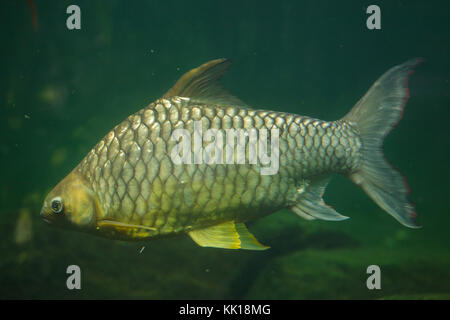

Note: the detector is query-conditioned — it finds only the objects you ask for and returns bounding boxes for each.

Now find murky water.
[1,0,449,299]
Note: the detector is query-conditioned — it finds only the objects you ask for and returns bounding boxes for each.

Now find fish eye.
[50,197,63,214]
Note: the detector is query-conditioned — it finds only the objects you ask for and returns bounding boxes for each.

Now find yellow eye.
[50,197,63,214]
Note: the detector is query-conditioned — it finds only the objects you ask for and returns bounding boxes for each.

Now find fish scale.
[77,96,361,235]
[41,58,421,249]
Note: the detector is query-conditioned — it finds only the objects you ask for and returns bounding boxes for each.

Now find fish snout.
[40,203,52,224]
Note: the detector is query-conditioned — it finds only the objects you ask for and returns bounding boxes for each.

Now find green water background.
[0,0,449,299]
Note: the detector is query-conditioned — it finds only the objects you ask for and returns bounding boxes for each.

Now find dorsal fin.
[163,58,247,107]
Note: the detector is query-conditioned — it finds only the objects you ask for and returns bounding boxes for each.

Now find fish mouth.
[40,207,53,224]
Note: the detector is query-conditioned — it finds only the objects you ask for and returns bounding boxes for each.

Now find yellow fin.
[234,223,270,250]
[188,221,269,250]
[96,220,157,240]
[163,59,248,107]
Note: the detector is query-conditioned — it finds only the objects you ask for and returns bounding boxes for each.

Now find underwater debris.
[15,208,33,245]
[25,0,38,32]
[50,148,68,167]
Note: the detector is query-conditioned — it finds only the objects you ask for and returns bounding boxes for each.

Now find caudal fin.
[342,58,422,228]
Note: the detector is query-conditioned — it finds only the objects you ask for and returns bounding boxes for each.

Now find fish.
[40,58,421,250]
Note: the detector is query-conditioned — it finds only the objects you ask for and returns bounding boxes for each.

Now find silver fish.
[40,58,421,250]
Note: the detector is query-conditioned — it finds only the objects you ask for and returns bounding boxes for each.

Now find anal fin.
[188,221,269,250]
[291,178,349,221]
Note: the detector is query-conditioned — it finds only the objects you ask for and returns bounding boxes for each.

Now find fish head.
[40,169,98,231]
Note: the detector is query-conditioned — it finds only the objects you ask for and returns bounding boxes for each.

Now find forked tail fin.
[342,58,422,228]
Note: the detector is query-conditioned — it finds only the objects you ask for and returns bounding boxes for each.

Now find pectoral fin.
[291,178,349,221]
[96,220,157,240]
[188,221,269,250]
